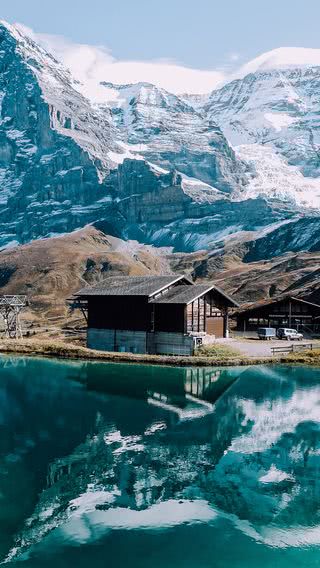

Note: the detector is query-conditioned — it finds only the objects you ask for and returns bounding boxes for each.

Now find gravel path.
[216,338,320,358]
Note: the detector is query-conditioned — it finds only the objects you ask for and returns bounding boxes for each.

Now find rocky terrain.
[100,81,244,192]
[0,23,318,251]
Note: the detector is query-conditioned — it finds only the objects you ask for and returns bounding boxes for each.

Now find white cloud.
[227,52,241,62]
[15,24,224,99]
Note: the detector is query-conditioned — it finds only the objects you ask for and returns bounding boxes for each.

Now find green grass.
[196,343,243,359]
[282,348,320,365]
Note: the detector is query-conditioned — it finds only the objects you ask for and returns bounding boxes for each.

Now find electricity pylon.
[0,296,27,339]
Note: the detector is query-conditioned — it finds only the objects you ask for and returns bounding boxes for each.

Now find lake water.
[0,357,319,567]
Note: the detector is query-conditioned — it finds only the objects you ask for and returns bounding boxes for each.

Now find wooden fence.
[271,343,313,355]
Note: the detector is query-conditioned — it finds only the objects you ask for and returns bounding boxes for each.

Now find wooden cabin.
[235,295,320,334]
[74,275,238,355]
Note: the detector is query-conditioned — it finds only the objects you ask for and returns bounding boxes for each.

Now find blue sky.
[2,0,320,70]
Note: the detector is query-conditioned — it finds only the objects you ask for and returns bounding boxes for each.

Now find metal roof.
[151,284,239,306]
[76,275,191,298]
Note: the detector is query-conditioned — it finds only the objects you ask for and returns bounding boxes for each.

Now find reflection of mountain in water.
[1,360,320,562]
[0,357,112,561]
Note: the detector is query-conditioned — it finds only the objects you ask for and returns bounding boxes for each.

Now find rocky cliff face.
[101,81,245,193]
[0,22,251,251]
[0,22,124,246]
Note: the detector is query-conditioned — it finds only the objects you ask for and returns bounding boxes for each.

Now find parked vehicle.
[257,327,276,340]
[276,328,303,341]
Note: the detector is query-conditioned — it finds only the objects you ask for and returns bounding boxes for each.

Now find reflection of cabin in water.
[74,275,238,355]
[235,295,320,333]
[82,362,240,422]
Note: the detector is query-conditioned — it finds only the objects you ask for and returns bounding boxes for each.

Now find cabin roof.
[151,283,239,307]
[75,275,192,298]
[236,295,320,316]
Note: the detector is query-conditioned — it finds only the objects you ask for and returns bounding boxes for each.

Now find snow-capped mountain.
[0,20,124,245]
[0,21,251,250]
[0,21,320,259]
[204,50,320,208]
[100,81,243,193]
[233,47,320,77]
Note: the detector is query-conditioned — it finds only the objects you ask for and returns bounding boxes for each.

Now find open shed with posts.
[235,295,320,335]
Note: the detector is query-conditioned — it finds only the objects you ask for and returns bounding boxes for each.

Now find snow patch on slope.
[181,174,224,202]
[264,112,297,132]
[230,383,320,454]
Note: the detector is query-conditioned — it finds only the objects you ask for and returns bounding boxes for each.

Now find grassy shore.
[0,337,319,367]
[281,348,320,366]
[0,338,265,367]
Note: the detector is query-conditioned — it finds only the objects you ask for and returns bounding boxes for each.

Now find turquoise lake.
[0,356,319,567]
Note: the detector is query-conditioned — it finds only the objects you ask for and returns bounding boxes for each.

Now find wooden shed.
[74,275,238,355]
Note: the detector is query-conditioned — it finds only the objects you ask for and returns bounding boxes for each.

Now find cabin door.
[206,316,224,337]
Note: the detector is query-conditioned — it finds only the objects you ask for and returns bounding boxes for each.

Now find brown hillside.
[0,227,171,324]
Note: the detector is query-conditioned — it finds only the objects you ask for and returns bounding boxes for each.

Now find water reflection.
[84,364,239,420]
[0,358,319,566]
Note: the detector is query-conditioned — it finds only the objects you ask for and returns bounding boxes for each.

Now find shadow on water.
[0,357,319,567]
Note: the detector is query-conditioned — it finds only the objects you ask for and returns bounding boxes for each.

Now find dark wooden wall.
[87,297,185,332]
[153,304,185,333]
[88,296,152,331]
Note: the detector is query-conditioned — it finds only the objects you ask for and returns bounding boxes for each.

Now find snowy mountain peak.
[100,80,194,112]
[205,54,320,210]
[0,20,64,71]
[234,47,320,80]
[101,81,155,90]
